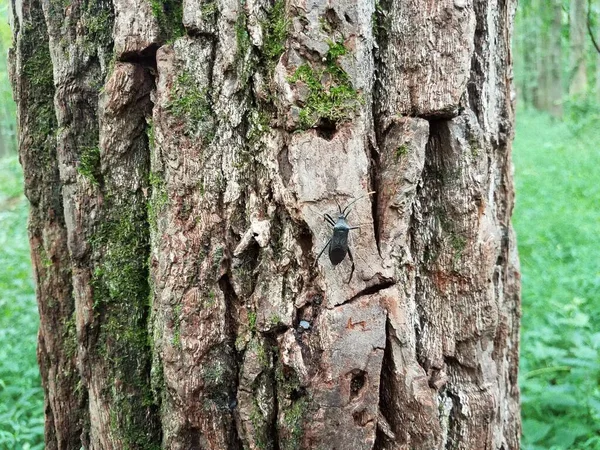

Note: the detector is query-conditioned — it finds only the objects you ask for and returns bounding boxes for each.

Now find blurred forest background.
[0,0,598,448]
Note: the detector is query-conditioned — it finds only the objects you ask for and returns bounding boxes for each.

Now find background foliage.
[0,0,598,449]
[515,109,600,450]
[515,1,600,448]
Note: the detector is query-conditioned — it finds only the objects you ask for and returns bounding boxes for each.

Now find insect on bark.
[315,192,376,283]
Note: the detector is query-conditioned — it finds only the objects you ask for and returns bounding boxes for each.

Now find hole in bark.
[353,409,369,426]
[277,144,292,187]
[368,140,381,255]
[344,12,354,24]
[290,386,306,401]
[324,8,342,30]
[119,44,160,69]
[295,220,314,261]
[314,118,338,141]
[349,369,367,400]
[374,319,398,450]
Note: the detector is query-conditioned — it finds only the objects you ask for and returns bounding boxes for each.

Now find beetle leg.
[349,226,360,230]
[346,247,355,284]
[314,238,331,266]
[324,213,336,227]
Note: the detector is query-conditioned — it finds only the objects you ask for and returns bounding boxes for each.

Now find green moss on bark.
[150,0,184,41]
[147,171,168,231]
[289,41,361,129]
[167,71,215,142]
[262,0,288,67]
[20,23,57,156]
[276,363,307,450]
[77,146,101,185]
[90,205,160,448]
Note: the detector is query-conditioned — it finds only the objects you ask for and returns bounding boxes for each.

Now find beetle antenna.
[335,197,343,214]
[341,191,376,216]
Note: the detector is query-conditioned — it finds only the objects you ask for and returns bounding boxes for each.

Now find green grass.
[514,108,600,450]
[0,156,44,448]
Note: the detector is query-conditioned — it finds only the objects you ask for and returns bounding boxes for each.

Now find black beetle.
[315,191,375,283]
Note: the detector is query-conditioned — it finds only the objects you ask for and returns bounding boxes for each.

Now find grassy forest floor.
[0,156,43,449]
[0,108,599,448]
[515,107,600,450]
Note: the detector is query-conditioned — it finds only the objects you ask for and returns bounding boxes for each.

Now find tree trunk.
[547,0,563,116]
[10,0,521,449]
[570,0,588,96]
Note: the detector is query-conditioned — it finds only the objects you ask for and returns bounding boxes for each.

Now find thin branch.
[587,0,600,54]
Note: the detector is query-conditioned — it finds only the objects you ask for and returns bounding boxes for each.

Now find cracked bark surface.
[11,0,520,448]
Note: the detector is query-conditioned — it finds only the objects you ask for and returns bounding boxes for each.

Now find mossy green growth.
[146,119,155,151]
[90,206,161,448]
[80,2,114,76]
[276,364,307,450]
[62,312,78,362]
[262,0,288,66]
[249,397,271,450]
[78,146,101,186]
[82,8,112,46]
[201,1,218,18]
[212,246,224,272]
[288,41,361,129]
[150,0,184,41]
[167,71,215,142]
[147,171,168,231]
[248,311,258,332]
[201,347,236,409]
[90,209,149,308]
[450,233,466,264]
[269,314,282,327]
[395,144,409,161]
[469,135,481,158]
[20,23,56,148]
[235,4,257,86]
[281,397,307,450]
[236,6,251,62]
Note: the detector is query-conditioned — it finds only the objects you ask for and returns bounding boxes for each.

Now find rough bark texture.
[11,0,521,449]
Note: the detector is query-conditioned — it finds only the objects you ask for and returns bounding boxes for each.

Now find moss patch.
[236,6,251,60]
[288,41,361,129]
[167,71,215,142]
[276,364,307,450]
[80,1,115,77]
[20,23,56,154]
[150,0,184,41]
[395,144,409,162]
[78,146,101,186]
[90,209,149,307]
[147,171,168,231]
[262,0,288,67]
[248,311,257,332]
[90,205,160,447]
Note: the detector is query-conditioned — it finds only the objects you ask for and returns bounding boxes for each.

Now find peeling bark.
[11,0,520,448]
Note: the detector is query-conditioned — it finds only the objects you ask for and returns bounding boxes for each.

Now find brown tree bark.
[11,0,521,449]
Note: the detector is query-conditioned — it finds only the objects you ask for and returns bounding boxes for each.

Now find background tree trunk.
[11,0,521,449]
[548,0,564,116]
[570,0,588,96]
